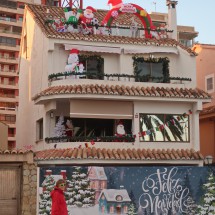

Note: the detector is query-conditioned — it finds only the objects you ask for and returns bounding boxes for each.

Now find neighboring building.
[98,188,131,214]
[193,43,215,162]
[0,121,8,150]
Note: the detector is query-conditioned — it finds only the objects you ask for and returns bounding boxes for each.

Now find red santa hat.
[70,49,79,55]
[108,0,123,7]
[118,120,123,125]
[85,6,97,13]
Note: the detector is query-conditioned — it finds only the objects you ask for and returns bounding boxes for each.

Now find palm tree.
[140,114,187,141]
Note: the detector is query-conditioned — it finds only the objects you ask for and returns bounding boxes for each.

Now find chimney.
[61,170,67,179]
[45,170,52,176]
[166,0,178,40]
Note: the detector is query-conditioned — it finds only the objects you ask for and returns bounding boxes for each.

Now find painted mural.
[38,166,215,215]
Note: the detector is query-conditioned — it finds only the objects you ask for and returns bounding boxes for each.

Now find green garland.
[45,135,135,143]
[133,56,170,83]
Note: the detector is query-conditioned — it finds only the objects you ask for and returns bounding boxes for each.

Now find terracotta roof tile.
[33,84,211,101]
[34,147,204,161]
[200,105,215,115]
[26,4,196,56]
[0,149,33,154]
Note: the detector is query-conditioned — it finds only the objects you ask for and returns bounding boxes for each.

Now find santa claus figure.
[65,119,74,137]
[108,0,123,9]
[65,49,84,76]
[80,6,97,34]
[116,120,126,136]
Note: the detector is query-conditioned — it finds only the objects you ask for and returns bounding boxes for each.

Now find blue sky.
[83,0,213,44]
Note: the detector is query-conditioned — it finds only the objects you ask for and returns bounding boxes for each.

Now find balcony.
[0,30,21,39]
[0,69,18,77]
[0,56,19,64]
[0,17,23,27]
[8,136,16,141]
[0,95,18,102]
[0,107,16,115]
[0,3,24,15]
[0,43,20,51]
[0,82,18,89]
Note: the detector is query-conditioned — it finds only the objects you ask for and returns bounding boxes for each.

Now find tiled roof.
[0,149,33,154]
[200,105,215,115]
[34,147,204,161]
[26,4,196,56]
[33,84,211,101]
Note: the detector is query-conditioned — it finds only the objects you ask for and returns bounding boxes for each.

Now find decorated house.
[98,188,131,214]
[15,0,213,214]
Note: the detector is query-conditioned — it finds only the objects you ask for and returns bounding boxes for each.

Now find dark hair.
[56,179,65,187]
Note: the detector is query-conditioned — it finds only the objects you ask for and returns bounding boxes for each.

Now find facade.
[0,0,44,149]
[16,1,212,214]
[193,44,215,162]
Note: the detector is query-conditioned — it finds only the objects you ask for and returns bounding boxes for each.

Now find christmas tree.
[66,166,95,207]
[39,175,56,215]
[127,203,137,215]
[197,171,215,214]
[53,115,66,137]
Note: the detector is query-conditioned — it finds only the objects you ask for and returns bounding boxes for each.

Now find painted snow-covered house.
[98,188,131,214]
[17,1,211,165]
[88,166,107,203]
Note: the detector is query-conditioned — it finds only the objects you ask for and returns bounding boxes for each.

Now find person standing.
[51,179,68,215]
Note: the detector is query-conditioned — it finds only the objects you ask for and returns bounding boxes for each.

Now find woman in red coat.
[51,179,68,215]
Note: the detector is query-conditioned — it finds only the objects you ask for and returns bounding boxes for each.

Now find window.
[133,57,170,83]
[60,118,132,137]
[110,206,114,214]
[36,118,43,140]
[124,206,128,213]
[139,113,190,142]
[79,55,104,80]
[0,114,16,123]
[205,74,214,93]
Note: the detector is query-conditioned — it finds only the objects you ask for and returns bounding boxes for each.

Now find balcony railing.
[45,135,136,143]
[0,69,17,73]
[0,56,16,60]
[0,42,16,47]
[0,81,16,86]
[0,94,15,98]
[48,71,192,84]
[0,107,16,111]
[0,17,17,23]
[0,2,17,10]
[0,29,21,35]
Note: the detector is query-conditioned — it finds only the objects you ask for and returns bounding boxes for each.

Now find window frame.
[139,113,190,142]
[205,74,214,93]
[133,56,170,83]
[36,118,43,141]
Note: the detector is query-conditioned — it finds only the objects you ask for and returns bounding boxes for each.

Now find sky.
[82,0,214,44]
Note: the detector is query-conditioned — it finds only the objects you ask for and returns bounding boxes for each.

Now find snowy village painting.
[38,166,215,215]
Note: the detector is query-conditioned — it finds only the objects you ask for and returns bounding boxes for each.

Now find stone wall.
[22,162,37,215]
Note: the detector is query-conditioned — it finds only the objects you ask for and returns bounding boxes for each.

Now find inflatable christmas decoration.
[65,49,84,76]
[116,120,126,137]
[65,119,74,137]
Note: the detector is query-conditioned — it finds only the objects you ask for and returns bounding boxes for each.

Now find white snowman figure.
[116,120,126,136]
[65,49,84,78]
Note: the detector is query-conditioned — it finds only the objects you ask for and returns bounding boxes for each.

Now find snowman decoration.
[116,120,126,136]
[65,49,84,78]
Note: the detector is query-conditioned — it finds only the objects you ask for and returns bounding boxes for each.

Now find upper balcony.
[0,81,18,89]
[0,95,18,103]
[0,2,24,15]
[0,42,20,51]
[0,17,22,27]
[0,69,18,77]
[0,107,16,115]
[0,55,19,64]
[0,30,21,39]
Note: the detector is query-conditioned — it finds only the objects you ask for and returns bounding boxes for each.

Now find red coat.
[51,187,68,215]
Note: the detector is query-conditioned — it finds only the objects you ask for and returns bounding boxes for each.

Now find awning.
[70,100,133,119]
[123,46,179,54]
[64,44,122,54]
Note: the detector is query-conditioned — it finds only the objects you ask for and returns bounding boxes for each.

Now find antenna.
[57,0,83,8]
[153,1,156,12]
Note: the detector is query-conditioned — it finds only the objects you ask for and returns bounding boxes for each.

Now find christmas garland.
[48,72,191,82]
[45,134,135,144]
[133,56,170,83]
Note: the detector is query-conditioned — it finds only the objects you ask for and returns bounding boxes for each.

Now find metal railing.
[0,42,17,47]
[0,69,17,73]
[0,29,21,35]
[0,94,16,98]
[0,55,17,60]
[0,17,17,23]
